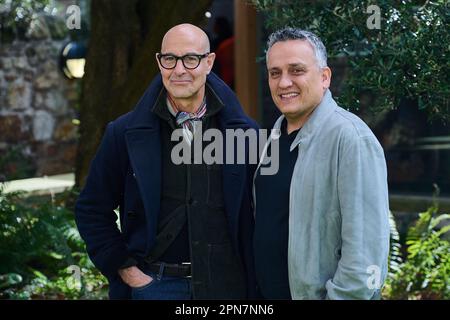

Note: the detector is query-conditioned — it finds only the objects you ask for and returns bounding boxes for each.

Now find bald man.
[75,23,259,300]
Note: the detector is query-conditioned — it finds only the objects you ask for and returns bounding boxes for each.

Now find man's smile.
[170,79,192,85]
[279,92,300,102]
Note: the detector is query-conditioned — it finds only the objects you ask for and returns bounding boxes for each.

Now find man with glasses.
[75,23,258,300]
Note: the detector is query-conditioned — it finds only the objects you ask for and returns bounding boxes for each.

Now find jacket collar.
[152,83,224,125]
[272,89,337,151]
[126,72,250,132]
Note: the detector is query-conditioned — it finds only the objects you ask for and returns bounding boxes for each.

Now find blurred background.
[0,0,449,299]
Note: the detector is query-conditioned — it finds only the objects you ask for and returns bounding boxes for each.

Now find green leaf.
[32,270,47,280]
[48,252,64,260]
[436,225,450,237]
[431,214,450,228]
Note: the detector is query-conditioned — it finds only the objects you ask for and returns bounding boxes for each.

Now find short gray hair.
[266,27,328,68]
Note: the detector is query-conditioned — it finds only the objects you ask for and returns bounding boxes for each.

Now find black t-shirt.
[254,119,299,299]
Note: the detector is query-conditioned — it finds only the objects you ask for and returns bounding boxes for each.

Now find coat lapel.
[124,75,164,251]
[208,71,255,248]
[220,118,251,248]
[125,126,161,251]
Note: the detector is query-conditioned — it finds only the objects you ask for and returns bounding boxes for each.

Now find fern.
[387,211,403,277]
[0,187,107,299]
[384,204,450,299]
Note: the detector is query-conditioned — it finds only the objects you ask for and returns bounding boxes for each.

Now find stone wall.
[0,37,79,180]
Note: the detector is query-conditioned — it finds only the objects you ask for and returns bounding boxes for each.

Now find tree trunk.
[75,0,212,187]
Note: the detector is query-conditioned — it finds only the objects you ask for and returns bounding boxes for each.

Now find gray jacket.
[254,89,390,299]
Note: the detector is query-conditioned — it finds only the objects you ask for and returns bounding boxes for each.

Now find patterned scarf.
[167,94,207,144]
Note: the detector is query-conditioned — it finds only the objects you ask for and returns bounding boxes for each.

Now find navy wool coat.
[75,72,259,299]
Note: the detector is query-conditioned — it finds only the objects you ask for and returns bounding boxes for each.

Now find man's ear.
[155,53,162,71]
[206,52,216,74]
[322,66,332,89]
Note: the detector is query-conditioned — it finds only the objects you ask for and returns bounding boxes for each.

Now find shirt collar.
[152,84,224,123]
[272,89,337,151]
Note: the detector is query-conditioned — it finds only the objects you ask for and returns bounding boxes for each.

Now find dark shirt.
[253,118,299,299]
[152,87,223,264]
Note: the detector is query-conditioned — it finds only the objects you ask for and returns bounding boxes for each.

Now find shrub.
[383,205,450,299]
[252,0,449,120]
[0,186,107,299]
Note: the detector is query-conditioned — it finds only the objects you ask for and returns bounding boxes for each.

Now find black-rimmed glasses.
[157,53,210,70]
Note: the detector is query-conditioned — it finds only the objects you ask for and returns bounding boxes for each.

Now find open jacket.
[253,90,390,299]
[75,72,259,299]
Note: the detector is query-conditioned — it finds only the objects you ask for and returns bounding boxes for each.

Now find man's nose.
[278,74,293,88]
[173,59,186,74]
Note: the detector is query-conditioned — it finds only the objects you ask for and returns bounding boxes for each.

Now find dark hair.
[266,27,327,68]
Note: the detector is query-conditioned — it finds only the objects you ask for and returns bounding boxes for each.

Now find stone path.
[1,173,74,195]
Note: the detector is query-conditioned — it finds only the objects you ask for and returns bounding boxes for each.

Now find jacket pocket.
[123,171,145,233]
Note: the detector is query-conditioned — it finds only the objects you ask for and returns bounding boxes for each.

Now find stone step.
[1,173,75,195]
